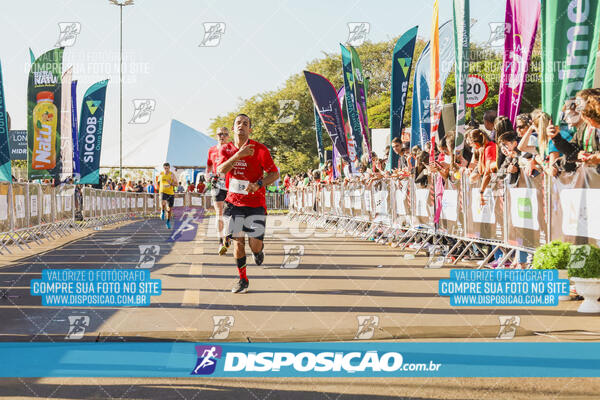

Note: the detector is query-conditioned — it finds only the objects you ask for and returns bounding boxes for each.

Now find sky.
[0,0,508,166]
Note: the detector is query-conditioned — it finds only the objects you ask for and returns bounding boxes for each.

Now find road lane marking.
[189,263,203,276]
[182,289,200,307]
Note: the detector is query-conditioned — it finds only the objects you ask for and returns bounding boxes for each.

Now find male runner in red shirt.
[217,114,279,293]
[206,127,231,255]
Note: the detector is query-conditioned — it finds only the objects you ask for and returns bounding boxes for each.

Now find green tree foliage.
[210,36,542,175]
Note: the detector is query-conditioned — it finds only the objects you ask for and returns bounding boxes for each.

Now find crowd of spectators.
[285,88,600,198]
[284,89,600,269]
[102,177,208,194]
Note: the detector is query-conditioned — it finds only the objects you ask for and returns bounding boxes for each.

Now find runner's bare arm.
[247,170,279,193]
[217,144,254,174]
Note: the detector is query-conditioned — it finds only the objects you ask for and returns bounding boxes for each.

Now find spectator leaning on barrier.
[413,149,430,187]
[187,180,195,192]
[518,109,558,176]
[196,176,206,193]
[468,129,497,206]
[312,169,321,184]
[496,131,521,185]
[147,181,155,193]
[494,116,514,170]
[390,137,405,170]
[515,113,533,142]
[550,90,600,168]
[483,110,497,141]
[428,132,453,180]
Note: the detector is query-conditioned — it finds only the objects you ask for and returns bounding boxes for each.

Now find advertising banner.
[506,170,547,248]
[27,48,64,181]
[78,80,108,184]
[497,0,540,122]
[542,0,600,122]
[550,166,600,245]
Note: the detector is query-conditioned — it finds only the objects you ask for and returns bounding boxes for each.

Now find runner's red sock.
[237,256,247,280]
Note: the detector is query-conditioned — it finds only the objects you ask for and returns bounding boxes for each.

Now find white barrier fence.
[287,166,600,266]
[0,183,286,254]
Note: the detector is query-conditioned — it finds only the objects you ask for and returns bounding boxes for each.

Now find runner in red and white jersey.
[205,127,230,255]
[216,114,279,294]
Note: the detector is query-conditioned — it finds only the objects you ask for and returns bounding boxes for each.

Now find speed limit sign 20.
[466,74,489,107]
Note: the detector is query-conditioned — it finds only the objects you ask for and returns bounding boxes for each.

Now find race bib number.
[229,178,250,195]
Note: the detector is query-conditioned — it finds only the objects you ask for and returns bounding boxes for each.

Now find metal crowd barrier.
[0,186,287,254]
[287,166,600,267]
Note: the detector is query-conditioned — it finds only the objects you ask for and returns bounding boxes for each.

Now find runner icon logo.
[191,345,222,375]
[138,245,160,269]
[486,22,511,48]
[66,316,90,340]
[496,316,520,340]
[568,245,591,270]
[281,245,304,269]
[129,99,156,124]
[169,208,205,242]
[355,315,379,340]
[199,22,226,47]
[276,100,300,123]
[347,22,370,46]
[210,316,234,340]
[55,22,81,47]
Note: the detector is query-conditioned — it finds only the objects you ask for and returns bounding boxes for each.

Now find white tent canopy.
[100,119,217,168]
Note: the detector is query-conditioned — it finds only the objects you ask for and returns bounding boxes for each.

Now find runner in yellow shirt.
[157,162,178,229]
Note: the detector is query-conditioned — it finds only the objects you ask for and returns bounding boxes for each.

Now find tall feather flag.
[497,0,540,123]
[453,0,470,154]
[303,71,350,167]
[429,0,442,147]
[387,26,418,171]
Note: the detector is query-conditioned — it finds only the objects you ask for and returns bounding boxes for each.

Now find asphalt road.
[1,215,599,399]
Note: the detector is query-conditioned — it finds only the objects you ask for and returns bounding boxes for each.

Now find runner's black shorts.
[161,193,174,208]
[211,188,227,203]
[224,201,267,241]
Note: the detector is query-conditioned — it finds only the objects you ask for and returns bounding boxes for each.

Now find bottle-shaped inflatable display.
[32,91,57,170]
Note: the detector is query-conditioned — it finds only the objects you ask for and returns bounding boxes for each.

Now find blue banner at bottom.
[1,342,599,377]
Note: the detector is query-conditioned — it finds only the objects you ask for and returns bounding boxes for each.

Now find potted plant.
[533,241,571,300]
[568,244,600,313]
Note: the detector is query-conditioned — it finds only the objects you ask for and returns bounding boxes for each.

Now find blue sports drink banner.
[388,26,418,170]
[78,80,108,184]
[304,70,350,163]
[410,20,455,148]
[0,342,599,377]
[0,60,12,182]
[71,80,80,180]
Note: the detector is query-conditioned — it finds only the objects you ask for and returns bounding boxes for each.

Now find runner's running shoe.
[231,278,249,294]
[218,237,230,256]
